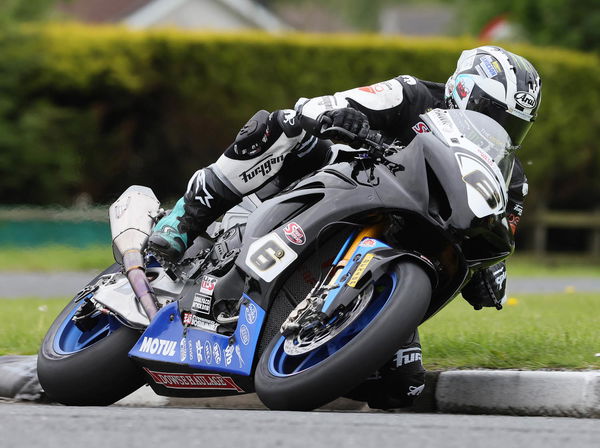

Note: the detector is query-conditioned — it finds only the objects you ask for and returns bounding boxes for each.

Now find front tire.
[37,264,146,406]
[254,260,432,411]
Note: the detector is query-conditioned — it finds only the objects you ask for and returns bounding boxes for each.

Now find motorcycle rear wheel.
[37,264,146,406]
[254,259,431,411]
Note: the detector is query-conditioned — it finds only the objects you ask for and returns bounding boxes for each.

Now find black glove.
[461,261,507,310]
[318,107,370,148]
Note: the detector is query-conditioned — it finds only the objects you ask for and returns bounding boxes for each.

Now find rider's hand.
[318,107,370,148]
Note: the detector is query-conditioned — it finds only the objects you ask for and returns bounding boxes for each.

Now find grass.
[0,298,67,356]
[507,253,600,277]
[420,293,600,370]
[0,245,599,276]
[1,293,598,370]
[0,245,114,271]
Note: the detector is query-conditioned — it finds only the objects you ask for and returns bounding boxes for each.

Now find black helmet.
[445,46,542,148]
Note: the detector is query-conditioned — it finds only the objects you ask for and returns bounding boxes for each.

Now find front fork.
[324,222,386,289]
[280,223,386,336]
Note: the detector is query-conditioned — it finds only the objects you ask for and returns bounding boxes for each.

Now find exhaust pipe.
[109,186,161,320]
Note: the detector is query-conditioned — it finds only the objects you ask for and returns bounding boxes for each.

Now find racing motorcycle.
[37,109,515,411]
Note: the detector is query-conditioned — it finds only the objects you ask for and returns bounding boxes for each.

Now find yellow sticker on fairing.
[347,253,374,288]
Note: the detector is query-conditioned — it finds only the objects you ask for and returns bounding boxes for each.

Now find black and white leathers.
[191,75,527,241]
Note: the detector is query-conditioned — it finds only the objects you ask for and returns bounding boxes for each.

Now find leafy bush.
[0,25,598,209]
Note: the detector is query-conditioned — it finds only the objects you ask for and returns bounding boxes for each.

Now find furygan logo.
[239,154,285,183]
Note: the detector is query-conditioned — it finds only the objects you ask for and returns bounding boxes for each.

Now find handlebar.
[318,116,388,153]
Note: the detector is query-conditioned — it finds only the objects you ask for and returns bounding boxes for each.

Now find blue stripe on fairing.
[322,238,391,314]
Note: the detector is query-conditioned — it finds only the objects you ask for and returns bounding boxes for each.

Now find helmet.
[445,46,542,148]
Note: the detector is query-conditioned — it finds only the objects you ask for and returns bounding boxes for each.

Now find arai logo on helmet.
[514,91,537,109]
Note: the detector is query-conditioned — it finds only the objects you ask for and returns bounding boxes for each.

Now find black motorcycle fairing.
[392,133,515,265]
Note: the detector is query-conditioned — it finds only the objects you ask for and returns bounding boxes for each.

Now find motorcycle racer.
[147,46,542,409]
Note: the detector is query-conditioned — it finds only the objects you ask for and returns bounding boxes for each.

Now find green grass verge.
[420,293,600,370]
[1,245,599,276]
[2,293,598,370]
[0,298,67,356]
[507,253,600,277]
[0,245,114,271]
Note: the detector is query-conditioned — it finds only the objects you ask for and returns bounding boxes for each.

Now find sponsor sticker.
[195,340,203,362]
[479,55,498,78]
[347,253,375,288]
[224,344,234,366]
[191,293,212,315]
[200,275,217,296]
[283,222,306,245]
[188,339,193,361]
[179,338,186,362]
[359,238,377,247]
[245,303,258,324]
[183,313,219,332]
[235,345,244,368]
[144,368,244,392]
[240,324,250,345]
[412,122,430,134]
[204,341,212,364]
[213,343,223,365]
[139,337,177,357]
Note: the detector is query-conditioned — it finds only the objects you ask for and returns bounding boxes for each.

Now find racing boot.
[147,196,190,262]
[147,167,241,263]
[344,330,425,410]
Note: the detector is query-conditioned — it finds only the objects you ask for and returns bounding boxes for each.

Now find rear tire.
[37,264,146,406]
[254,260,432,411]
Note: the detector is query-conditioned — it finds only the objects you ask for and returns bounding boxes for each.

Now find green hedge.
[0,25,599,209]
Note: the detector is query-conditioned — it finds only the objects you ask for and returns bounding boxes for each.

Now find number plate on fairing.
[245,233,298,282]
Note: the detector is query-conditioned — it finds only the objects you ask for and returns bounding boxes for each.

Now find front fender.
[322,244,438,317]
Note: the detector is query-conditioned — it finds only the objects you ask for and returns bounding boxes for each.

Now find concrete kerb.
[1,356,598,417]
[436,370,600,418]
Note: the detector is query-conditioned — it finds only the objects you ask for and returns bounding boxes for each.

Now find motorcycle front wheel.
[254,259,432,411]
[37,264,146,406]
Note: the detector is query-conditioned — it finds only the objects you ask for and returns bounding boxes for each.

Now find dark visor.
[468,94,533,147]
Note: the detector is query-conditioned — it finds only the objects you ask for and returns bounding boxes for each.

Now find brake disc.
[283,283,374,356]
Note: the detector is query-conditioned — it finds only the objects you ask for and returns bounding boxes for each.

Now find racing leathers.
[148,75,528,409]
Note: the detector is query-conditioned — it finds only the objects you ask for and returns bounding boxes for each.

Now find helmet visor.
[468,93,533,147]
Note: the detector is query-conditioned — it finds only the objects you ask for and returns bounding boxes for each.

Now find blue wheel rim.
[268,272,398,377]
[53,297,121,355]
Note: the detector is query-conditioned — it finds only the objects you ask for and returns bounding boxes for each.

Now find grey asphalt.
[1,403,599,448]
[0,271,599,298]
